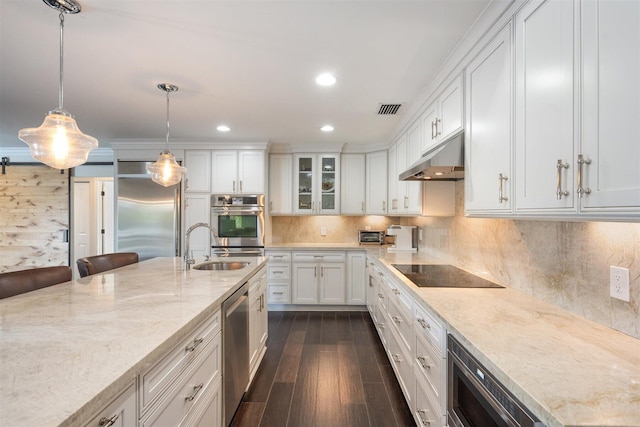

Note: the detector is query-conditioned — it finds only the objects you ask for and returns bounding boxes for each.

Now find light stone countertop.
[267,242,366,250]
[367,248,640,427]
[0,256,267,427]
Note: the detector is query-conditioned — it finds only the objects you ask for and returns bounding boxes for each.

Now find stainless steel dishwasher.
[222,282,249,426]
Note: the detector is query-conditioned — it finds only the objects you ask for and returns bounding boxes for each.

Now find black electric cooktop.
[391,264,504,288]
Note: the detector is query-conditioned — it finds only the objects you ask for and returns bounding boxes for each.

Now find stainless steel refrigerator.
[116,161,181,261]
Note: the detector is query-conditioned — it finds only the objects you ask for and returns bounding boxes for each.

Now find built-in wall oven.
[211,194,265,256]
[448,335,545,427]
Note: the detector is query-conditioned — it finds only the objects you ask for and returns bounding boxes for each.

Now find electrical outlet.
[610,266,630,302]
[320,226,327,236]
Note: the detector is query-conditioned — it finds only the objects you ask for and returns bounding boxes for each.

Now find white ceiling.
[0,0,490,151]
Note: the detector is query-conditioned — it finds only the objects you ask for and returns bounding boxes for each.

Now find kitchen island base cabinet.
[83,382,137,427]
[249,267,268,381]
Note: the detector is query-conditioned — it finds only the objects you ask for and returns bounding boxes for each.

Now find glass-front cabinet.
[293,153,340,215]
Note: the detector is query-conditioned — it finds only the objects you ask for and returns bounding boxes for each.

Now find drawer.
[266,251,291,262]
[182,374,222,427]
[268,284,290,304]
[267,263,290,280]
[249,267,267,291]
[140,311,221,412]
[141,334,221,426]
[83,381,137,427]
[415,331,446,411]
[292,251,346,262]
[414,303,445,354]
[387,278,413,316]
[415,370,445,427]
[388,297,413,354]
[373,302,388,345]
[387,324,414,408]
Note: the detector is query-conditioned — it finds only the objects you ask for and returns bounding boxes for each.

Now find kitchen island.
[0,256,267,427]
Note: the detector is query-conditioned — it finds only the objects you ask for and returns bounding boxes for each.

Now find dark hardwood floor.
[230,311,415,427]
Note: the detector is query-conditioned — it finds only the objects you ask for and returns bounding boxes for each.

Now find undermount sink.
[193,261,249,271]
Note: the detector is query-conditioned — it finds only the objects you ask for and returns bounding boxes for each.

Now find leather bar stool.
[76,252,139,278]
[0,266,72,299]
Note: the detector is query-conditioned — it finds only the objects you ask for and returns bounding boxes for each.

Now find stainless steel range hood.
[399,130,464,181]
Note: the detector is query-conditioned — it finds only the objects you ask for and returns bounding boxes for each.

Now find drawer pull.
[392,288,400,295]
[392,354,402,363]
[391,315,401,324]
[273,291,284,295]
[417,356,431,369]
[185,338,204,352]
[185,383,204,401]
[378,272,384,277]
[417,409,433,426]
[99,415,119,427]
[417,318,430,330]
[377,322,385,329]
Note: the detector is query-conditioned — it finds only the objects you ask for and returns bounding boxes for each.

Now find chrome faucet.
[184,223,220,270]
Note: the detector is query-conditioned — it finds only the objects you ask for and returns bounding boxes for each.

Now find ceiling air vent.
[377,103,402,115]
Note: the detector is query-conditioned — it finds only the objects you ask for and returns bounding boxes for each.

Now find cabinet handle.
[556,160,570,200]
[378,272,384,277]
[498,173,508,203]
[377,293,385,299]
[435,117,441,136]
[269,201,273,212]
[185,337,204,352]
[99,415,119,427]
[240,180,243,192]
[273,291,284,295]
[417,356,431,370]
[233,180,236,193]
[392,288,400,295]
[417,318,430,330]
[361,201,365,212]
[321,266,324,277]
[392,354,402,363]
[431,120,436,139]
[392,198,398,210]
[417,409,433,426]
[185,383,204,401]
[185,178,189,190]
[382,200,386,211]
[577,154,592,198]
[314,266,317,277]
[404,195,408,209]
[392,315,401,324]
[377,322,385,329]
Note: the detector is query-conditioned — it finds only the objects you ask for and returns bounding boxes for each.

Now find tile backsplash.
[270,181,639,338]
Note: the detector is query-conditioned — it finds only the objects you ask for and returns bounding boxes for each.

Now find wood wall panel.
[0,166,69,273]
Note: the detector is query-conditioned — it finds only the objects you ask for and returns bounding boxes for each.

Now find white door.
[396,135,409,213]
[73,180,92,265]
[340,154,366,215]
[211,151,238,193]
[268,154,293,214]
[347,252,366,305]
[98,179,115,253]
[184,194,211,262]
[238,151,265,194]
[581,0,640,214]
[420,102,439,154]
[292,263,318,303]
[366,151,388,215]
[387,144,399,214]
[515,0,577,212]
[465,23,513,213]
[439,75,464,141]
[184,150,211,193]
[319,263,345,304]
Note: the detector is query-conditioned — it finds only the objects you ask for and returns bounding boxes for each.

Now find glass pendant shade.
[18,110,98,170]
[146,150,186,187]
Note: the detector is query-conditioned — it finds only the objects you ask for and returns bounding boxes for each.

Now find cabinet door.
[319,263,345,304]
[421,102,439,154]
[438,74,464,142]
[387,144,399,214]
[396,135,409,213]
[318,154,340,214]
[211,151,238,194]
[407,120,422,167]
[515,0,577,212]
[465,23,513,213]
[366,151,388,215]
[347,252,366,305]
[268,154,293,214]
[238,151,265,194]
[294,155,315,214]
[83,382,136,427]
[341,154,366,214]
[581,0,640,214]
[185,150,211,193]
[184,194,211,261]
[292,263,318,303]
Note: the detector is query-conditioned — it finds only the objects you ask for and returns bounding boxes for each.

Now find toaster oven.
[358,230,385,245]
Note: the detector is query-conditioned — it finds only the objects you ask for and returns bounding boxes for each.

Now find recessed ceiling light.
[320,125,334,132]
[315,73,337,87]
[216,125,230,132]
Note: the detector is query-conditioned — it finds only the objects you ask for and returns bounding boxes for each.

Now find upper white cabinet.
[293,154,340,215]
[184,193,211,261]
[389,134,422,215]
[211,150,265,194]
[268,154,293,215]
[184,150,211,193]
[465,23,513,214]
[340,154,366,215]
[366,151,388,215]
[580,0,640,216]
[515,0,577,214]
[421,75,464,154]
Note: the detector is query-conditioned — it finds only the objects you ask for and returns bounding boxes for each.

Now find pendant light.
[18,0,98,170]
[146,83,187,187]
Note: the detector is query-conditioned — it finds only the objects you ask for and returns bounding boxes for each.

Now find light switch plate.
[610,266,630,302]
[320,226,327,236]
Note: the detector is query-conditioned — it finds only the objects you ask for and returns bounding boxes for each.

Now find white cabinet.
[580,0,640,217]
[268,154,293,215]
[387,143,398,214]
[211,150,265,194]
[389,134,422,215]
[83,382,137,427]
[346,251,366,305]
[340,154,366,215]
[249,267,268,381]
[265,251,291,304]
[184,193,211,261]
[465,23,513,214]
[406,120,423,167]
[515,0,577,214]
[293,154,340,215]
[421,74,464,154]
[365,150,388,215]
[184,150,211,193]
[292,251,345,304]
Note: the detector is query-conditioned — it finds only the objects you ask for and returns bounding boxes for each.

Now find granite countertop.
[0,256,267,427]
[370,249,640,427]
[267,242,366,250]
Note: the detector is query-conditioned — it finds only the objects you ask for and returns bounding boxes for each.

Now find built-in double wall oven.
[448,335,545,427]
[211,194,265,257]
